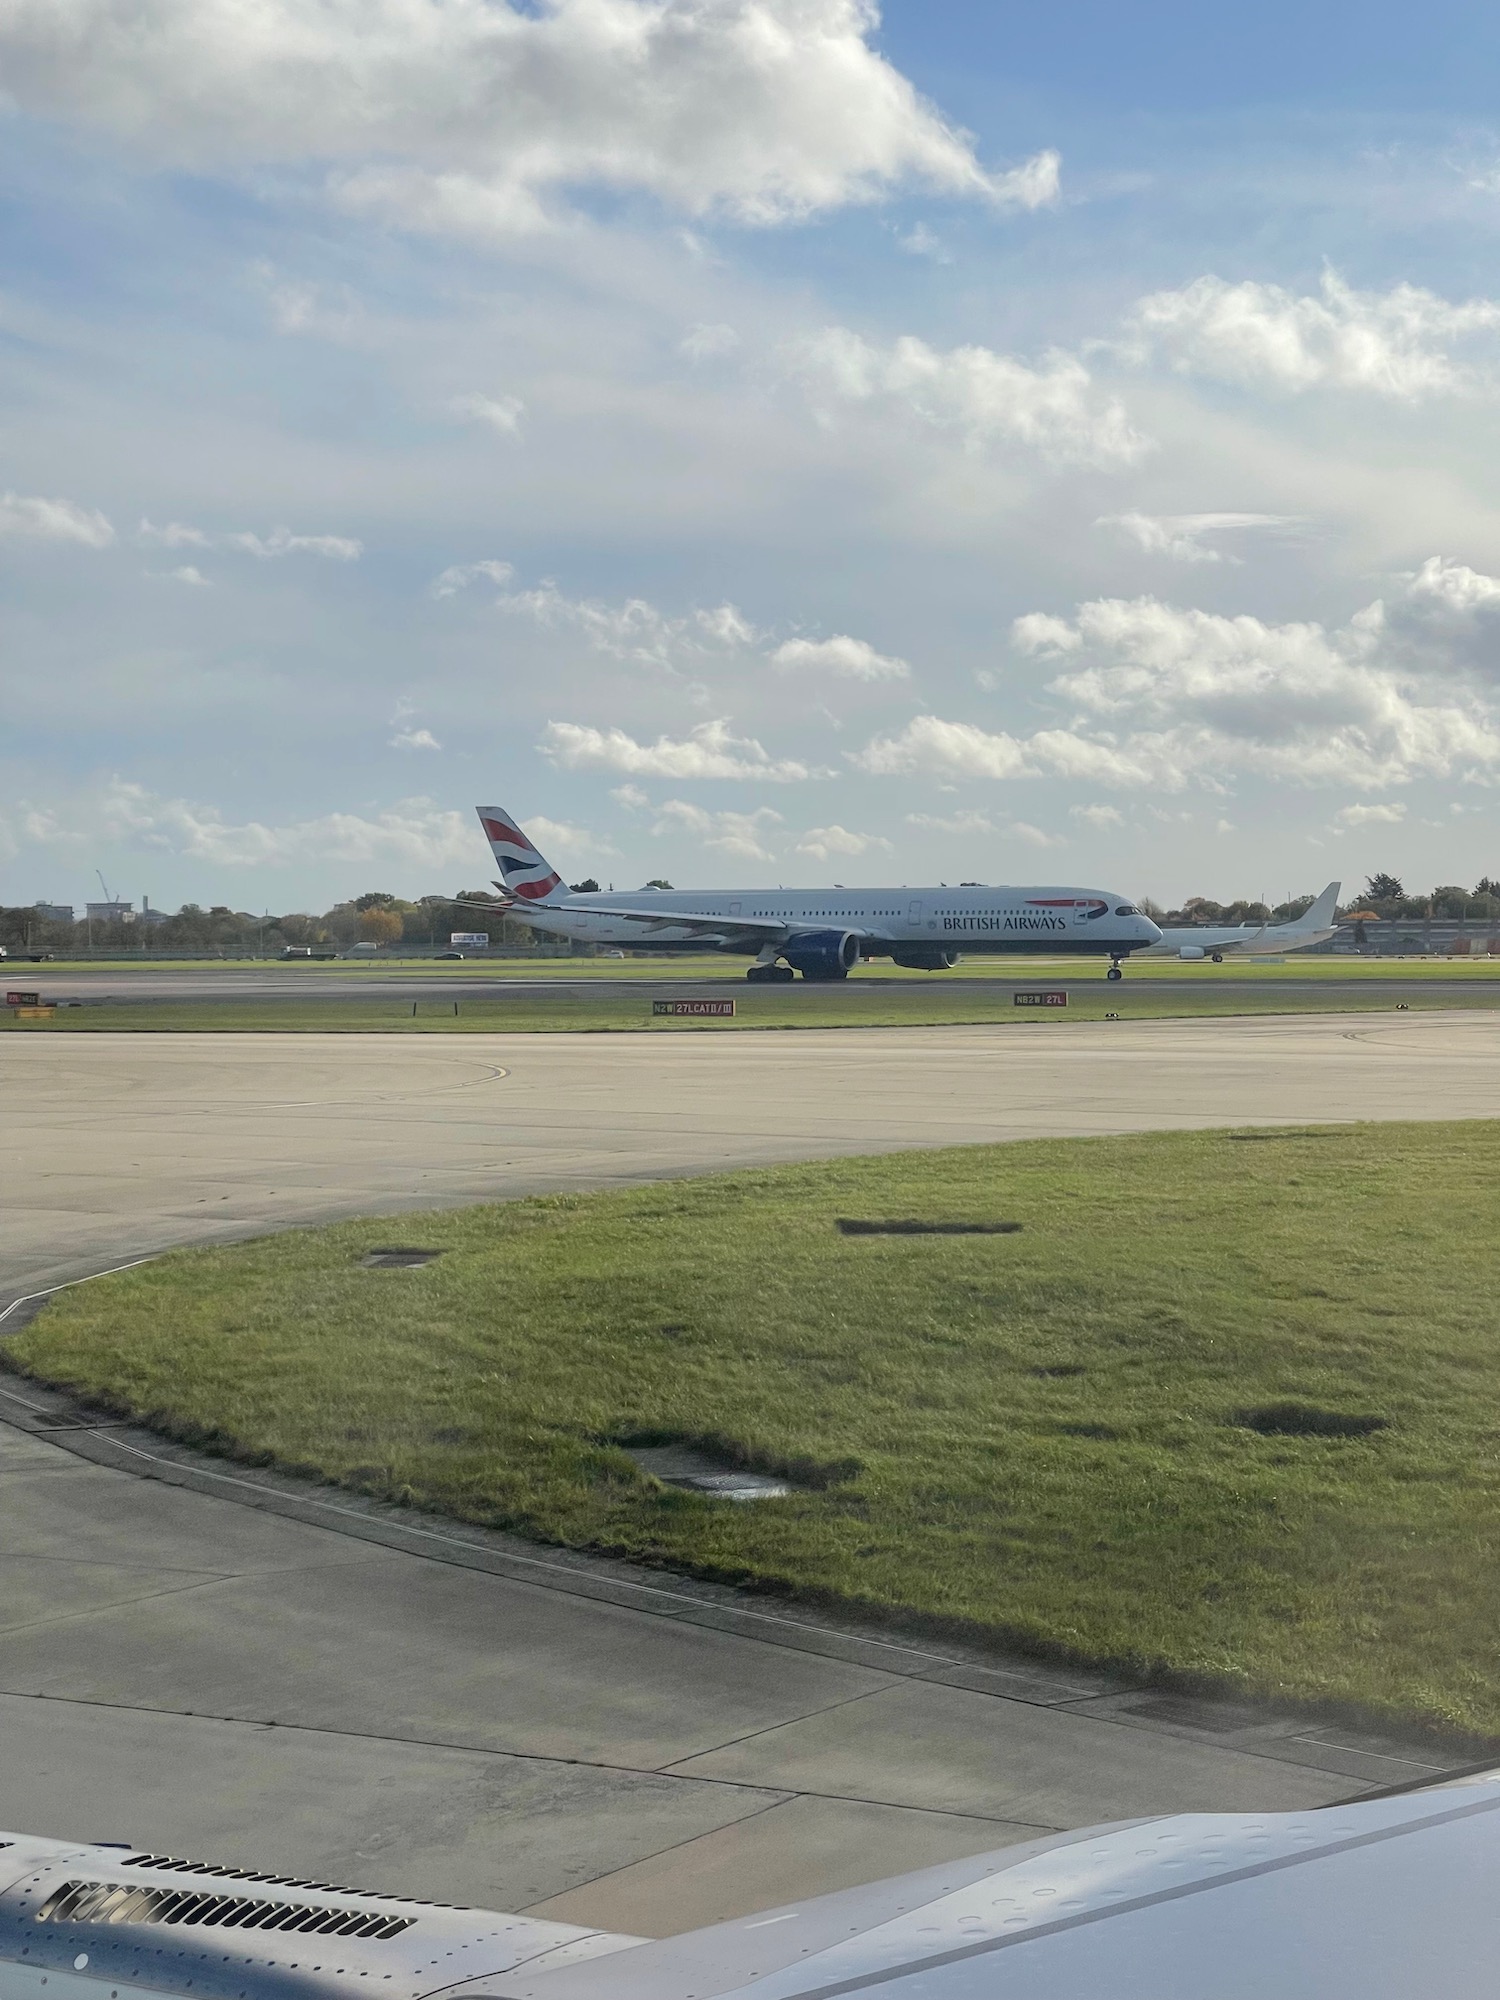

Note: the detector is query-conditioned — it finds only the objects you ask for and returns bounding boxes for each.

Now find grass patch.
[6,985,1500,1034]
[12,1121,1500,1737]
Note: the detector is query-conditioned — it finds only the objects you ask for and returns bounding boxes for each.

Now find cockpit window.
[1115,904,1139,916]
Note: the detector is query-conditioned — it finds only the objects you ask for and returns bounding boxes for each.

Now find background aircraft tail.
[1289,880,1340,932]
[475,806,566,903]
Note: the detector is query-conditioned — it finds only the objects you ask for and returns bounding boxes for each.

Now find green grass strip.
[13,1120,1500,1739]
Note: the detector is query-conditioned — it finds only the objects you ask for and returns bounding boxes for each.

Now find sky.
[5,1,1500,912]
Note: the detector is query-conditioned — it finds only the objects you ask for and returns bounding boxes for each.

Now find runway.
[2,1012,1495,1932]
[4,1010,1500,1298]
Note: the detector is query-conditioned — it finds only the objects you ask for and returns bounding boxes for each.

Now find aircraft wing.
[605,906,797,938]
[10,1775,1500,1997]
[452,896,820,942]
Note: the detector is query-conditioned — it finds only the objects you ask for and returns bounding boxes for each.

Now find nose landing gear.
[1107,958,1124,982]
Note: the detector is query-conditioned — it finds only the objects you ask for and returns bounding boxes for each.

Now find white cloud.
[0,490,114,547]
[794,823,892,859]
[0,0,1054,236]
[137,518,361,560]
[788,327,1147,466]
[497,576,756,669]
[1071,802,1124,829]
[542,716,817,781]
[259,267,360,340]
[852,715,1032,779]
[451,391,525,436]
[1128,269,1500,399]
[853,564,1500,797]
[897,222,950,262]
[1337,801,1407,825]
[905,808,999,835]
[163,564,210,586]
[771,634,909,680]
[528,814,610,857]
[680,322,741,361]
[1006,821,1065,848]
[650,799,782,860]
[21,779,480,868]
[390,727,442,751]
[1012,578,1500,788]
[1097,511,1303,565]
[430,559,515,598]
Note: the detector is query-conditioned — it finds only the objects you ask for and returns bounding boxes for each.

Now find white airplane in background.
[471,807,1162,980]
[1141,880,1341,962]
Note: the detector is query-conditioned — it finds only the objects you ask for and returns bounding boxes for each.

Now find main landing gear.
[746,962,795,983]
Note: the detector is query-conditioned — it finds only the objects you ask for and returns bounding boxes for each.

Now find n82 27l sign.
[1013,990,1068,1008]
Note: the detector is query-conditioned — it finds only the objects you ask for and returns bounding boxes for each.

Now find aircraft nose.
[1139,916,1163,944]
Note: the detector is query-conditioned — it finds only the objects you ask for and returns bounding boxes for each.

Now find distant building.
[33,902,73,923]
[85,901,136,924]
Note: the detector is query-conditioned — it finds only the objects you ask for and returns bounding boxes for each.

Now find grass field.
[7,975,1500,1035]
[22,951,1500,982]
[13,1120,1500,1740]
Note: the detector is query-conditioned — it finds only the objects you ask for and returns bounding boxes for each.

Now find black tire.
[1107,965,1123,981]
[1211,953,1223,963]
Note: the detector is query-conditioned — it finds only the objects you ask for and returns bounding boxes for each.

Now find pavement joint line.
[513,1794,795,1913]
[0,1687,1061,1831]
[651,1686,896,1773]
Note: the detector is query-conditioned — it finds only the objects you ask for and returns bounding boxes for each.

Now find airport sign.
[450,932,491,946]
[653,998,736,1016]
[6,990,40,1007]
[1014,990,1068,1007]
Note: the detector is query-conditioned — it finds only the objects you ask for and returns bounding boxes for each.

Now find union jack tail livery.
[475,807,565,904]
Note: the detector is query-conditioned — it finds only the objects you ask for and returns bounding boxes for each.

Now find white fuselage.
[1141,919,1338,958]
[511,884,1161,958]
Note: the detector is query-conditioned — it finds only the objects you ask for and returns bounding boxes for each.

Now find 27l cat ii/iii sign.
[653,999,736,1017]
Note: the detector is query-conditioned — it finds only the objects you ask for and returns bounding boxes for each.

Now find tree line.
[5,872,1499,956]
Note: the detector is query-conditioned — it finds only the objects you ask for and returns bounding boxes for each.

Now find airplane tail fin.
[1292,880,1340,931]
[475,807,566,904]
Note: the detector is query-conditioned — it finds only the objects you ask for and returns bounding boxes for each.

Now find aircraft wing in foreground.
[6,1770,1500,1998]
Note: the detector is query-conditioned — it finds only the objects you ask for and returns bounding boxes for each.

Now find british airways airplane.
[473,808,1162,980]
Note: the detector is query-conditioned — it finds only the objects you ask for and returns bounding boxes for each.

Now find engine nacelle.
[1177,945,1206,960]
[890,948,959,971]
[783,928,860,979]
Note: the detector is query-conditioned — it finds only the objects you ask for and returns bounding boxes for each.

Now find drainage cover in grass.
[835,1219,1022,1237]
[359,1248,443,1270]
[1235,1402,1387,1439]
[627,1442,795,1501]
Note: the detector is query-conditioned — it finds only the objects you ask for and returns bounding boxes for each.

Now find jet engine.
[783,929,860,980]
[1177,945,1206,960]
[890,948,959,971]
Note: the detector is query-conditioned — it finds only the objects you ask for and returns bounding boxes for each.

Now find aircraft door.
[1071,900,1089,926]
[906,898,922,928]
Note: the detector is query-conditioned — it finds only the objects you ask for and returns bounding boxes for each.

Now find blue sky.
[4,0,1500,912]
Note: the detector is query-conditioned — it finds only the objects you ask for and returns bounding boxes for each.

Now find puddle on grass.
[627,1443,797,1502]
[1234,1402,1387,1439]
[360,1248,443,1269]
